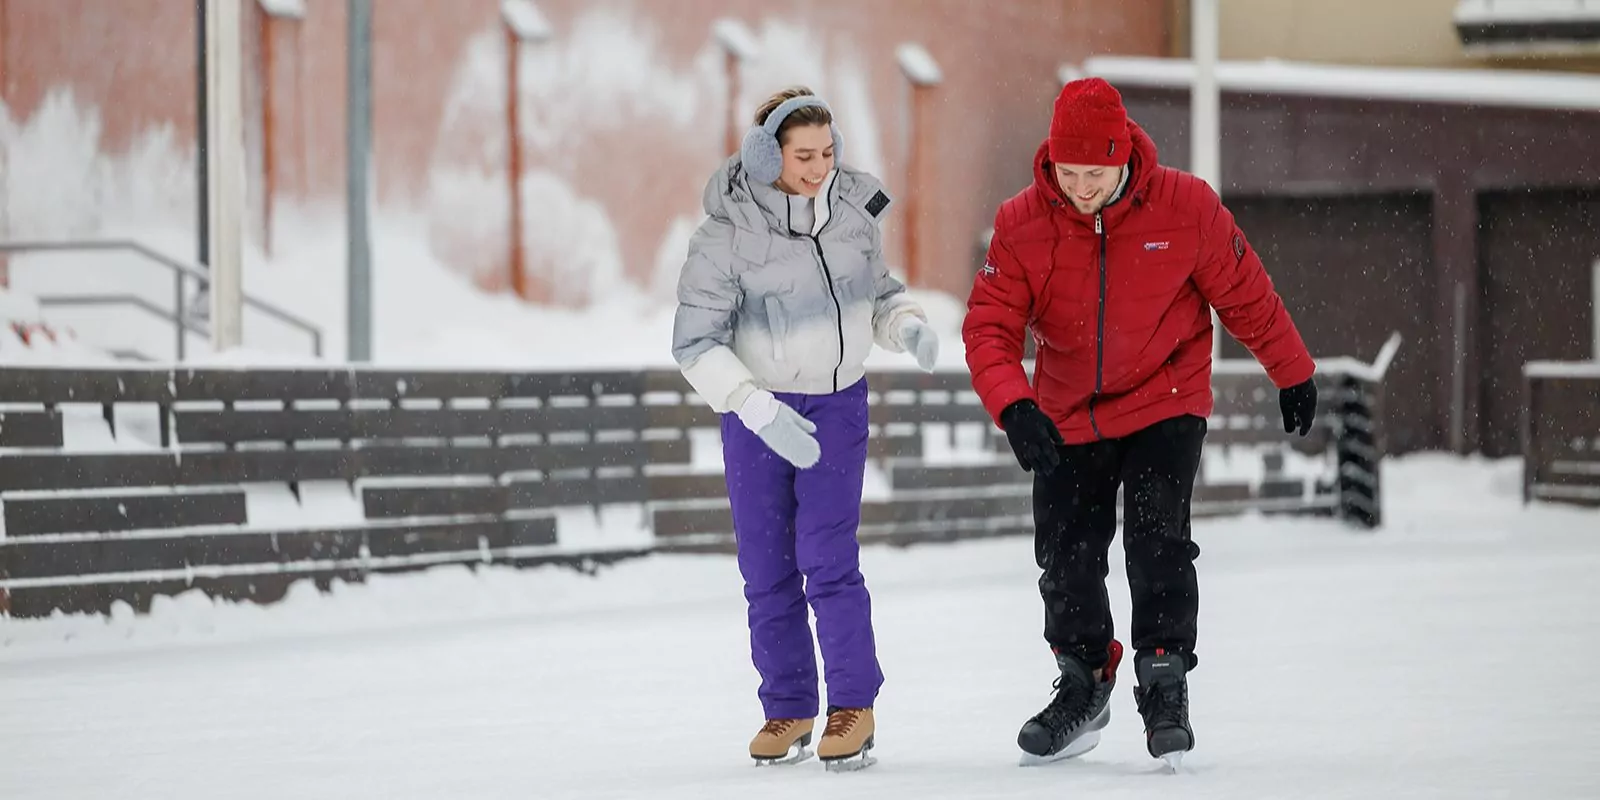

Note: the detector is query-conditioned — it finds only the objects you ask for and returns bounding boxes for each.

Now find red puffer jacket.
[963,122,1314,444]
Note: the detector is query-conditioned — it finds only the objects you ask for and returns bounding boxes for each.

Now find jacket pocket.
[764,295,788,361]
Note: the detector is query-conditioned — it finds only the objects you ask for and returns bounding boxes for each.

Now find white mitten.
[736,390,821,468]
[899,317,939,372]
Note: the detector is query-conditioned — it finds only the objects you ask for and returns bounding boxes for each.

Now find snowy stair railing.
[1521,360,1600,507]
[0,238,324,361]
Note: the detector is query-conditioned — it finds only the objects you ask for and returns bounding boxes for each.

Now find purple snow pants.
[720,377,883,719]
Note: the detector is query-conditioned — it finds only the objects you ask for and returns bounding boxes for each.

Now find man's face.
[1054,163,1122,214]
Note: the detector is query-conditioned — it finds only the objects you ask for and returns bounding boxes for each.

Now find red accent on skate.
[1103,639,1124,683]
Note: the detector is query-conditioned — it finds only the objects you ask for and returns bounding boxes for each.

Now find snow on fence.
[0,363,1388,619]
[1522,361,1600,507]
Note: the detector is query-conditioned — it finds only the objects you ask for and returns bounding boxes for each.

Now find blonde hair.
[752,86,834,145]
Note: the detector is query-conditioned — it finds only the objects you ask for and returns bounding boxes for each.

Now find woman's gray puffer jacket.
[671,154,926,413]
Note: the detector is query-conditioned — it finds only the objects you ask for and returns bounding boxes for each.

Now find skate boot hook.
[818,707,876,772]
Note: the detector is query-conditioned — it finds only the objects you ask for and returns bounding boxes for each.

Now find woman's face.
[775,124,835,197]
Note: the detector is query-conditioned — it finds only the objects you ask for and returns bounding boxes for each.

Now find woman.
[671,86,939,771]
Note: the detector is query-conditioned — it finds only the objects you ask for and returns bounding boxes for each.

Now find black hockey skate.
[1017,640,1122,766]
[1133,649,1194,772]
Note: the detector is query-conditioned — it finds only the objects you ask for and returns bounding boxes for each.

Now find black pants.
[1033,414,1206,671]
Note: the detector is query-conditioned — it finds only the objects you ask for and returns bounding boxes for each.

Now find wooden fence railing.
[0,358,1391,618]
[1522,361,1600,507]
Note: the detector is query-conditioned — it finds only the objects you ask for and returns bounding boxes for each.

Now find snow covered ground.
[1,454,1596,799]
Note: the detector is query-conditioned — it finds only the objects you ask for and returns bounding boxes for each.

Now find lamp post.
[206,0,246,353]
[501,0,551,301]
[1191,0,1222,362]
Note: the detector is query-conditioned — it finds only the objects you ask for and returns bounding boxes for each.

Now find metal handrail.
[0,239,324,360]
[34,292,211,339]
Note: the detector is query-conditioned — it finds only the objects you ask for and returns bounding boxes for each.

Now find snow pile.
[1,12,957,366]
[0,287,110,365]
[0,89,195,242]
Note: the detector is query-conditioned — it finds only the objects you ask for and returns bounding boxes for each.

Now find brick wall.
[1,0,1168,305]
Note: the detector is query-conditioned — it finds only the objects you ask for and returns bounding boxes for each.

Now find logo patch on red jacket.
[1232,231,1246,260]
[1143,241,1169,251]
[978,262,997,279]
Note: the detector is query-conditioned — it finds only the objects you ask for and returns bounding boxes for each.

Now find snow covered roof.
[1454,0,1600,25]
[1077,56,1600,112]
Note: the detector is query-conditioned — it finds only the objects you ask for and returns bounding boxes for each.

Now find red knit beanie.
[1049,77,1132,167]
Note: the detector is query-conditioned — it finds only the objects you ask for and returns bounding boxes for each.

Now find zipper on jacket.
[809,177,846,392]
[809,235,845,392]
[1088,211,1106,440]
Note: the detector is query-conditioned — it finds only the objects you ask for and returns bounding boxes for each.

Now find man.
[962,77,1318,768]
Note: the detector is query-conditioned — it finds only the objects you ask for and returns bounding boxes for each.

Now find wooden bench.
[1522,362,1600,507]
[3,489,247,536]
[0,516,565,617]
[648,365,1383,550]
[0,362,1388,618]
[0,367,678,617]
[0,410,64,447]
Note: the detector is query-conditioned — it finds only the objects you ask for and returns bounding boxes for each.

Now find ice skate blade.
[1019,729,1100,766]
[821,737,876,773]
[752,745,814,766]
[822,753,876,773]
[1160,751,1184,773]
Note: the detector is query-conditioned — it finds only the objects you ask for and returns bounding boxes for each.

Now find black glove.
[1279,378,1318,436]
[999,399,1064,475]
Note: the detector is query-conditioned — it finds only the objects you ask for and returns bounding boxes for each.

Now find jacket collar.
[704,154,886,237]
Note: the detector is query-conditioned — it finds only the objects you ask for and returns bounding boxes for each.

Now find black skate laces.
[1037,674,1097,729]
[1136,679,1188,728]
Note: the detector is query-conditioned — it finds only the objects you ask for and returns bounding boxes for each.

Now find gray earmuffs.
[740,95,844,185]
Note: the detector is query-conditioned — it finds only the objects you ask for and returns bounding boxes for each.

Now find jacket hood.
[1031,119,1161,222]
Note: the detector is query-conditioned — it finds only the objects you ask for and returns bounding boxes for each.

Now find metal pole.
[1592,260,1600,361]
[196,0,208,272]
[175,271,187,361]
[206,0,245,352]
[1191,0,1223,362]
[506,25,526,300]
[187,0,208,343]
[0,0,10,287]
[1191,0,1220,192]
[1449,282,1467,453]
[346,0,372,362]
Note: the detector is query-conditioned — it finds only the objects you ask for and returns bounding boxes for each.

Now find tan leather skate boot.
[818,707,876,771]
[749,717,814,765]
